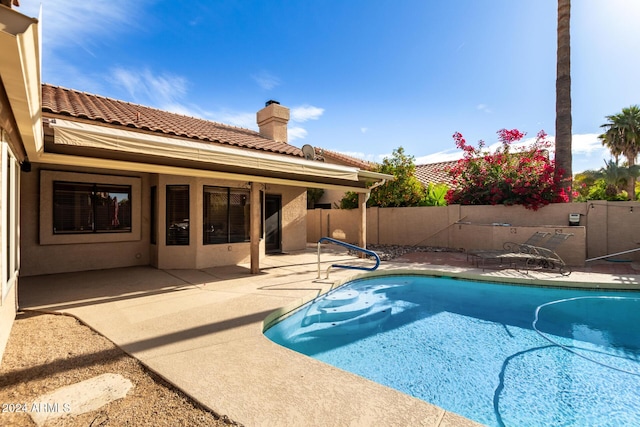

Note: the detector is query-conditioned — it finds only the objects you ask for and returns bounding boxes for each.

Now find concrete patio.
[18,246,640,426]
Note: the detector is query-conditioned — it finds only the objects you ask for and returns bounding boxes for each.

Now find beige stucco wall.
[20,164,151,276]
[0,282,16,365]
[163,176,264,270]
[308,202,640,266]
[314,187,343,208]
[1,93,21,365]
[149,174,159,268]
[452,224,586,267]
[267,184,307,252]
[0,144,17,365]
[21,165,308,275]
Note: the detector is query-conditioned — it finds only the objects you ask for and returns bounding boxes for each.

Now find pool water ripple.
[264,275,640,427]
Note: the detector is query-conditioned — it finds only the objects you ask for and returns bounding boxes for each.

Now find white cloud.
[19,1,144,50]
[361,127,369,134]
[109,67,260,131]
[415,150,462,165]
[570,133,605,154]
[476,103,492,114]
[288,127,308,141]
[328,151,381,163]
[110,68,188,109]
[161,103,198,117]
[285,105,325,140]
[210,112,256,129]
[290,105,324,123]
[162,105,257,130]
[252,71,281,90]
[414,133,608,167]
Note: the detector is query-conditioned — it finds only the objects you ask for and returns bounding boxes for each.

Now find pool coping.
[264,265,640,331]
[18,250,640,427]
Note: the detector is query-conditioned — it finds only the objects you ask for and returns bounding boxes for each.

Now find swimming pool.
[264,275,640,427]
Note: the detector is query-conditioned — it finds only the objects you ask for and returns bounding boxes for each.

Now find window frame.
[40,171,141,245]
[166,184,190,246]
[52,181,132,235]
[203,185,251,245]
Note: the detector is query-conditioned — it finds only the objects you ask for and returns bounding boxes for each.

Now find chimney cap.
[265,100,280,107]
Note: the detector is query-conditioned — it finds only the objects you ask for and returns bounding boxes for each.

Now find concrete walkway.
[18,247,640,426]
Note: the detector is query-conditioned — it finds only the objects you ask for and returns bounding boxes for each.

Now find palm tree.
[555,0,572,199]
[597,160,633,198]
[599,126,623,164]
[599,105,640,200]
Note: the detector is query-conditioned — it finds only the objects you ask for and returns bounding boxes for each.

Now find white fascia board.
[36,152,372,193]
[50,118,369,182]
[0,7,42,159]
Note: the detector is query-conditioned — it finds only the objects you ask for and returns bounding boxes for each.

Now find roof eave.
[358,169,395,183]
[45,118,386,192]
[0,6,42,160]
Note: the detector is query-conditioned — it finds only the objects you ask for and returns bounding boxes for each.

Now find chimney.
[257,100,290,143]
[0,0,20,8]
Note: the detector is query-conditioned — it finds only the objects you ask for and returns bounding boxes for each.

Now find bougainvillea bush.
[445,129,571,210]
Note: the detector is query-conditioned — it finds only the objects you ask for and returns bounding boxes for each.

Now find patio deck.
[17,246,640,426]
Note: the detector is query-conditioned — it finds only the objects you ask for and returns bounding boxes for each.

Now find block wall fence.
[307,201,640,267]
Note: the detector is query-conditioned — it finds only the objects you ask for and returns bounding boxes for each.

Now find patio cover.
[47,118,390,191]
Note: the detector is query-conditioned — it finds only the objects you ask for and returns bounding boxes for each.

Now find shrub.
[445,129,571,210]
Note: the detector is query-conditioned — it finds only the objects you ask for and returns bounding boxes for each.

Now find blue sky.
[19,0,640,173]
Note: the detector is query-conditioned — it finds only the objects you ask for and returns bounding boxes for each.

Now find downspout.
[358,179,387,253]
[369,179,387,246]
[367,178,387,195]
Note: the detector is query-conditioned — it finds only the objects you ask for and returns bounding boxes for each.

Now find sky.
[17,0,640,173]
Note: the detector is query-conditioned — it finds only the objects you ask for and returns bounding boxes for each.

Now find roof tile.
[316,148,377,170]
[414,161,457,185]
[42,84,304,157]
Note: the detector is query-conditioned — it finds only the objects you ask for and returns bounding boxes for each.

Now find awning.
[46,118,393,191]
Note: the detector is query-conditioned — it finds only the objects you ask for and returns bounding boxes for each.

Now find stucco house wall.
[21,164,151,276]
[0,143,19,364]
[20,165,310,276]
[0,4,39,365]
[272,184,307,252]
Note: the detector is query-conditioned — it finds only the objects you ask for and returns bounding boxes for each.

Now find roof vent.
[265,100,280,107]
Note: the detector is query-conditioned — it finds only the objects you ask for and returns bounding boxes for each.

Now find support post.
[358,192,368,254]
[250,182,261,274]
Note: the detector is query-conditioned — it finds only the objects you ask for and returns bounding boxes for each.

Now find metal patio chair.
[467,231,551,269]
[496,232,574,276]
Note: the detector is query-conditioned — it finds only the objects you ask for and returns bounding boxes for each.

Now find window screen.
[203,186,250,244]
[53,181,132,234]
[166,185,190,245]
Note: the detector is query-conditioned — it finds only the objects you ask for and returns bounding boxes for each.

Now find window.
[53,182,132,234]
[166,185,189,245]
[203,186,250,244]
[41,171,141,245]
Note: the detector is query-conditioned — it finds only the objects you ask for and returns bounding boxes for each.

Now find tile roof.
[414,161,458,186]
[41,84,304,157]
[316,148,377,170]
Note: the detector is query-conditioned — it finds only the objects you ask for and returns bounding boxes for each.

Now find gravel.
[0,312,242,427]
[352,244,462,261]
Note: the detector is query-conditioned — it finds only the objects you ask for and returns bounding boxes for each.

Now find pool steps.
[297,287,392,336]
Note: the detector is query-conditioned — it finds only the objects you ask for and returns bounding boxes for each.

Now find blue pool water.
[264,275,640,427]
